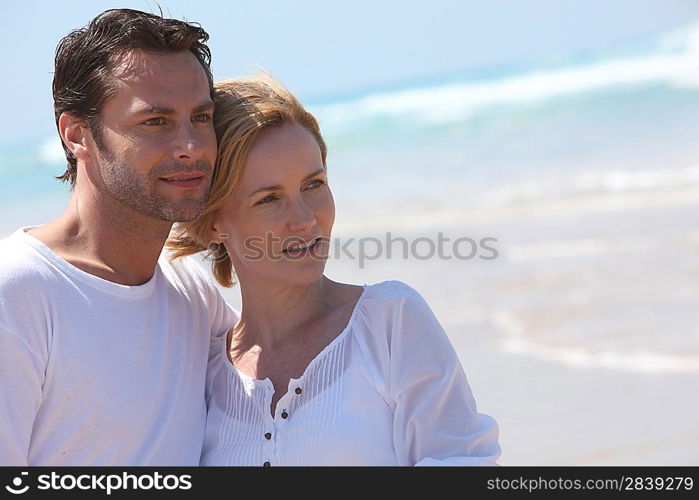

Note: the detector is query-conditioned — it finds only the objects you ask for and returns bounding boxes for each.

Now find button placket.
[262,380,276,467]
[275,388,295,421]
[268,390,291,465]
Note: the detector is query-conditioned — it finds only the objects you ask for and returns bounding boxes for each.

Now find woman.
[168,74,501,466]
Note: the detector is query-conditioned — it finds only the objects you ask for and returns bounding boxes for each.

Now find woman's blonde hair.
[166,73,327,287]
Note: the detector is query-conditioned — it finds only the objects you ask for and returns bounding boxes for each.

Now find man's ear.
[58,112,92,163]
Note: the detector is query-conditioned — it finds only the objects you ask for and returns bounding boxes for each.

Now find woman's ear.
[58,112,92,163]
[209,214,229,244]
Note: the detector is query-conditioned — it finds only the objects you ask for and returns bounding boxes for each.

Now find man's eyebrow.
[193,101,215,114]
[133,106,176,116]
[133,101,214,116]
[247,168,326,198]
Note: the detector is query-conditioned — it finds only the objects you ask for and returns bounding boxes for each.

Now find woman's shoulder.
[360,279,429,313]
[363,279,422,300]
[351,279,438,339]
[352,279,455,377]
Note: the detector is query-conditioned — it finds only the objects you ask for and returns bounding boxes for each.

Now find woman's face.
[212,120,335,287]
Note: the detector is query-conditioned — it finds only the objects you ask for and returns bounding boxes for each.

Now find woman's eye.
[256,195,277,205]
[306,179,326,190]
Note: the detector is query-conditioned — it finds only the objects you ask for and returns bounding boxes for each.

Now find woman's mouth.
[282,237,323,257]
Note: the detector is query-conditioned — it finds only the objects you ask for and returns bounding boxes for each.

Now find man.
[0,9,237,465]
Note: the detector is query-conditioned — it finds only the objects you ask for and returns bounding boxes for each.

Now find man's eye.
[193,114,212,123]
[144,117,165,126]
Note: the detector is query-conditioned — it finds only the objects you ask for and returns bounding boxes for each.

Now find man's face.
[89,50,216,222]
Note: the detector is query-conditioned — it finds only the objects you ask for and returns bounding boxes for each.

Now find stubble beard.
[97,147,213,223]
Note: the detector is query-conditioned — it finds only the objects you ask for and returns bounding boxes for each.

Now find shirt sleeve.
[206,290,238,371]
[208,286,239,341]
[191,259,239,364]
[385,284,501,466]
[178,254,239,342]
[0,325,44,466]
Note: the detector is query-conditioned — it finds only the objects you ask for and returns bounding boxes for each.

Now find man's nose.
[172,121,206,163]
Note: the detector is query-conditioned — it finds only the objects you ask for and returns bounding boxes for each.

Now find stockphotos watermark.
[211,232,500,269]
[4,471,192,495]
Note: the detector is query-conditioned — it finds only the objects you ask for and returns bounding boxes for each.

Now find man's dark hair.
[53,8,214,187]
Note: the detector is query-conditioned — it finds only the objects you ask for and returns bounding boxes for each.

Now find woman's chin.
[240,260,328,288]
[282,263,327,285]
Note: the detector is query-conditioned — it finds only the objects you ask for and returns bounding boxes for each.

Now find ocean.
[312,21,699,228]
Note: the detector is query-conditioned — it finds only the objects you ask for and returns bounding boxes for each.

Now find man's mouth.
[159,172,205,189]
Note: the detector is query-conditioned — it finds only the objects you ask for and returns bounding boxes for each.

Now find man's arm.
[0,325,44,466]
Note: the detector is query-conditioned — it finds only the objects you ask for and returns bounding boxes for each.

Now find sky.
[1,0,699,145]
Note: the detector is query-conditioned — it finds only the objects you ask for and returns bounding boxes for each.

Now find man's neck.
[28,192,172,286]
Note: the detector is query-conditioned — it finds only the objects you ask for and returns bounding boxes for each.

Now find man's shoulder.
[158,251,220,296]
[160,250,207,281]
[0,231,57,335]
[158,250,238,332]
[0,230,54,287]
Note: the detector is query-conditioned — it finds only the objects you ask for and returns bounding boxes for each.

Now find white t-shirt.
[201,280,500,466]
[0,227,238,466]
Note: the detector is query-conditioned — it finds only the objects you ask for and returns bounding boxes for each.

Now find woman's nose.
[287,198,316,233]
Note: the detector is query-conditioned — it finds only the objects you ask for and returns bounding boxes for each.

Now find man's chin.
[152,199,208,223]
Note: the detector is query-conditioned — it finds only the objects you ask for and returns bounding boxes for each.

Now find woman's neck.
[234,275,336,349]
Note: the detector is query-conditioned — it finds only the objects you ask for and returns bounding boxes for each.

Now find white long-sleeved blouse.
[200,280,501,466]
